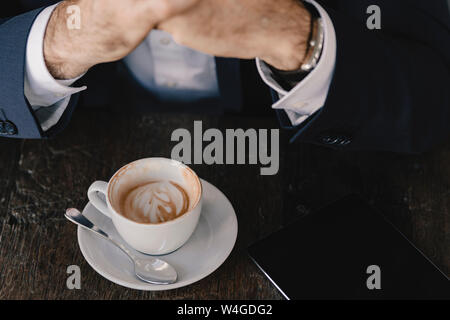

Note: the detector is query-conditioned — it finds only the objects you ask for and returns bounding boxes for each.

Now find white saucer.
[77,179,238,291]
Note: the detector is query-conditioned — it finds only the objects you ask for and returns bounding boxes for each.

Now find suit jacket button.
[321,135,339,145]
[4,121,17,135]
[338,137,352,146]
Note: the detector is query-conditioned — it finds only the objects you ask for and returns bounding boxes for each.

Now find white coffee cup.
[87,158,202,255]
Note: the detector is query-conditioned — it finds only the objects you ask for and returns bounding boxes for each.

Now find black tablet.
[248,195,449,300]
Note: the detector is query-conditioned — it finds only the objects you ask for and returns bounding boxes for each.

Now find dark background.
[0,109,448,299]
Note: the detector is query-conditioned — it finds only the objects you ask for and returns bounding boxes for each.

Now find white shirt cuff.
[24,3,87,131]
[256,0,337,127]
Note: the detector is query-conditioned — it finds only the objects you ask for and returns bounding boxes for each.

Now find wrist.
[260,3,312,71]
[43,2,95,79]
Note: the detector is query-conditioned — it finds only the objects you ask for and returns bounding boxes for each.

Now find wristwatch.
[300,16,324,72]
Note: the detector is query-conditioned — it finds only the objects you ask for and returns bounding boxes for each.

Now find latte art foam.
[119,181,190,224]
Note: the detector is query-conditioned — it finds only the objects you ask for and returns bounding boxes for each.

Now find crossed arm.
[1,0,449,154]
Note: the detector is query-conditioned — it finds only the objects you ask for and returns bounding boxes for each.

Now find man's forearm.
[42,0,201,80]
[158,0,312,72]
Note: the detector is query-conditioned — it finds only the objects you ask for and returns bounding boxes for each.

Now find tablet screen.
[248,195,449,299]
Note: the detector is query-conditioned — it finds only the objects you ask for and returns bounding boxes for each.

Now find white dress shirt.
[24,0,336,132]
[124,31,220,103]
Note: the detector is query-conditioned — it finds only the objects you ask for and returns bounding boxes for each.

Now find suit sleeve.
[0,8,79,139]
[286,0,450,153]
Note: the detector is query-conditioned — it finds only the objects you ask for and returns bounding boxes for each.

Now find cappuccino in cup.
[88,158,202,255]
[119,180,190,224]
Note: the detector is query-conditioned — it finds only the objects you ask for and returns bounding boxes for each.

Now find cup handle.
[87,181,111,218]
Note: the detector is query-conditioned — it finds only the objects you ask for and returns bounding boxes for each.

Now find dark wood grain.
[0,109,448,299]
[0,139,21,224]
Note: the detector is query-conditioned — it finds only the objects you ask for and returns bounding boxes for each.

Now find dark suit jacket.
[1,0,449,153]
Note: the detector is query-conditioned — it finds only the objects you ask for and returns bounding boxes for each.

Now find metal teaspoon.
[65,208,178,285]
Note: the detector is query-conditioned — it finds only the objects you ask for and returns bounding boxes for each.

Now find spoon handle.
[65,208,135,261]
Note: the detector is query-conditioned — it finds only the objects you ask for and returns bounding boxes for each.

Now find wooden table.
[0,109,448,299]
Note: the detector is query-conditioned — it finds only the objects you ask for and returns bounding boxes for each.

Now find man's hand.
[158,0,312,71]
[44,0,200,79]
